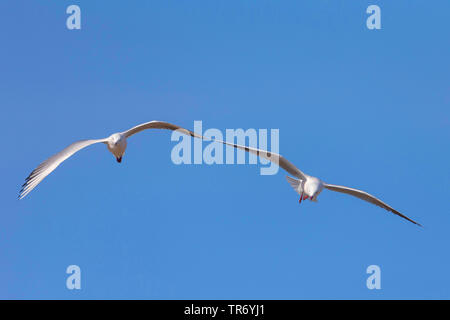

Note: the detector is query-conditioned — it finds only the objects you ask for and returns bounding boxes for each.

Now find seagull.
[213,139,422,226]
[19,121,203,199]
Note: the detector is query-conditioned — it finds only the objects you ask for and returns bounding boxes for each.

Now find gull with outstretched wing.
[19,121,202,199]
[214,139,421,226]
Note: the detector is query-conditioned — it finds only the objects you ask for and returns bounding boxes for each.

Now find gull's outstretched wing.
[215,139,307,181]
[124,121,303,179]
[123,121,205,140]
[323,183,421,226]
[19,139,106,199]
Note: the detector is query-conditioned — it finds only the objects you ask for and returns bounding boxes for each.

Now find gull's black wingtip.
[18,185,26,200]
[410,219,423,228]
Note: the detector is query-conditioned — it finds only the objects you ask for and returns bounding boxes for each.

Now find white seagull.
[214,139,422,226]
[19,121,202,199]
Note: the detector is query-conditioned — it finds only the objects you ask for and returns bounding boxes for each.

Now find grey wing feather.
[215,139,307,181]
[323,183,421,226]
[286,175,302,192]
[19,139,106,199]
[123,121,206,140]
[124,121,305,179]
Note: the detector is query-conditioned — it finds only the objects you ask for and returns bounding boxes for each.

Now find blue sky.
[1,1,449,299]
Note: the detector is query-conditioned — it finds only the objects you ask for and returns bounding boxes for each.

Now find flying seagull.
[19,121,203,199]
[213,139,422,226]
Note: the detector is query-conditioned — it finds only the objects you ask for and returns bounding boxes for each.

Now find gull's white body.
[303,176,324,202]
[287,175,323,202]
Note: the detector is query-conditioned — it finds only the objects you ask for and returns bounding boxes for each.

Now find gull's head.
[107,133,127,163]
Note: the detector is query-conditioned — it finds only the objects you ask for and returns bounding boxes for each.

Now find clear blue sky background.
[1,1,449,299]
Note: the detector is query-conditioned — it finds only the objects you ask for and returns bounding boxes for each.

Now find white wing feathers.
[123,120,204,140]
[214,139,307,181]
[286,176,302,192]
[19,139,106,199]
[324,183,421,226]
